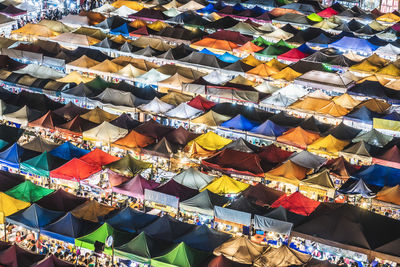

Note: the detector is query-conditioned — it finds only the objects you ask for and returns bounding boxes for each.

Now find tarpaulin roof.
[271,192,320,216]
[250,120,288,138]
[186,132,232,151]
[0,245,45,267]
[49,142,89,161]
[221,115,259,131]
[242,183,285,206]
[213,236,265,265]
[83,122,128,143]
[308,135,349,157]
[155,179,198,201]
[104,154,152,177]
[12,23,58,38]
[191,110,231,127]
[338,178,375,198]
[375,185,400,206]
[201,175,249,195]
[20,136,60,153]
[222,138,258,154]
[112,130,155,150]
[139,97,174,114]
[27,111,66,130]
[323,122,361,140]
[115,232,171,264]
[56,116,98,137]
[356,98,390,114]
[106,207,157,233]
[76,223,134,255]
[265,160,309,185]
[71,200,115,222]
[3,105,43,127]
[352,129,393,148]
[141,214,195,241]
[165,127,199,147]
[172,167,213,190]
[257,144,293,165]
[0,143,30,169]
[254,245,311,267]
[180,189,228,216]
[53,102,88,121]
[277,127,320,149]
[373,145,400,169]
[226,196,269,215]
[151,242,210,267]
[134,120,174,140]
[50,158,101,182]
[354,164,400,187]
[110,114,140,130]
[20,151,66,178]
[0,170,24,192]
[329,37,378,53]
[35,189,86,212]
[270,67,302,81]
[80,107,118,124]
[41,212,99,244]
[302,169,335,189]
[6,203,64,230]
[0,192,29,224]
[288,151,326,169]
[68,55,99,69]
[32,254,75,267]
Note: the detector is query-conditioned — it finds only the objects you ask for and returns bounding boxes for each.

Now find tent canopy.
[104,154,152,177]
[5,180,54,203]
[201,175,249,195]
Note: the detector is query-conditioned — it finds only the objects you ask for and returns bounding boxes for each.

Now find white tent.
[14,64,65,79]
[16,2,40,12]
[110,6,136,17]
[307,90,331,100]
[83,121,128,143]
[164,102,203,119]
[163,8,181,17]
[273,83,308,99]
[60,15,90,27]
[139,97,174,114]
[203,70,232,84]
[263,29,293,42]
[117,64,146,78]
[255,81,280,94]
[260,93,297,108]
[375,44,400,59]
[93,3,116,13]
[135,69,171,85]
[177,1,205,12]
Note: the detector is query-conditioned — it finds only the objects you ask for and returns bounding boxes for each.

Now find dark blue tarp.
[382,111,400,121]
[329,36,378,53]
[345,106,381,123]
[221,115,260,131]
[197,4,216,13]
[338,178,376,198]
[175,225,231,252]
[307,33,334,47]
[42,213,100,244]
[140,215,195,241]
[0,143,23,169]
[6,204,64,230]
[250,120,288,137]
[106,207,158,233]
[297,43,315,54]
[354,164,400,187]
[49,142,89,161]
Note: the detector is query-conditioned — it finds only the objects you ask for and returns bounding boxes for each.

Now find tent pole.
[3,223,6,242]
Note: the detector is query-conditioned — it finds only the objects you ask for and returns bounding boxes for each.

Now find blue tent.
[49,142,89,161]
[329,36,378,54]
[250,120,288,137]
[110,23,130,37]
[218,52,240,63]
[0,143,23,169]
[199,48,218,56]
[140,215,195,241]
[382,111,400,121]
[174,225,231,252]
[6,204,64,231]
[345,106,381,124]
[307,33,334,47]
[197,3,216,13]
[232,3,245,11]
[367,35,388,46]
[42,213,100,244]
[106,207,158,233]
[354,164,400,187]
[338,178,376,198]
[297,43,315,55]
[221,115,260,131]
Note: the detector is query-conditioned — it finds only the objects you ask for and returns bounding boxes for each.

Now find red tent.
[277,48,308,62]
[373,145,400,169]
[50,158,101,182]
[129,26,150,37]
[202,148,265,177]
[187,95,216,111]
[317,7,338,18]
[257,144,293,164]
[271,192,320,216]
[242,183,285,206]
[79,148,119,168]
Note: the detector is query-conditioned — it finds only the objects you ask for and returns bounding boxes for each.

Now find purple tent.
[134,120,174,140]
[35,189,87,212]
[112,174,159,199]
[0,245,45,267]
[155,179,199,201]
[31,254,74,267]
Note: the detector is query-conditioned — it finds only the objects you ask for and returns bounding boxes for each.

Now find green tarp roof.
[85,76,110,93]
[252,36,272,47]
[151,242,210,267]
[104,154,152,177]
[5,180,54,202]
[115,232,172,264]
[20,151,66,178]
[75,223,134,255]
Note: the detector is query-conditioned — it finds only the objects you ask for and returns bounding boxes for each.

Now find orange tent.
[266,58,288,71]
[112,130,155,150]
[246,64,279,77]
[277,127,320,149]
[269,8,303,17]
[191,38,239,52]
[265,160,309,186]
[290,97,331,112]
[241,55,262,67]
[317,101,349,117]
[129,19,148,29]
[375,185,400,205]
[184,141,215,158]
[236,41,263,54]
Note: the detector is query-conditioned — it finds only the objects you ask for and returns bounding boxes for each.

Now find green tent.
[151,242,210,267]
[252,36,272,48]
[85,76,110,94]
[5,180,54,202]
[257,45,290,57]
[115,232,172,264]
[275,39,295,48]
[20,151,66,178]
[0,140,8,150]
[104,154,152,177]
[75,223,134,255]
[307,13,323,22]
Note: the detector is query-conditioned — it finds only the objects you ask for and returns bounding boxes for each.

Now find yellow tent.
[112,56,159,71]
[38,20,73,33]
[366,54,389,68]
[0,192,30,224]
[52,33,100,46]
[191,110,231,126]
[271,67,302,81]
[184,141,216,158]
[317,101,350,117]
[376,13,400,23]
[158,73,195,90]
[355,74,390,85]
[148,21,171,31]
[80,107,119,124]
[111,0,144,10]
[185,131,232,151]
[229,75,256,86]
[369,21,388,31]
[160,91,193,106]
[201,175,249,195]
[332,94,361,109]
[111,35,129,44]
[290,97,331,112]
[350,60,380,73]
[68,55,100,69]
[12,24,59,38]
[246,64,279,77]
[266,58,287,71]
[130,19,148,29]
[265,160,309,186]
[90,60,123,73]
[377,63,400,77]
[57,71,94,83]
[241,54,263,67]
[307,134,349,157]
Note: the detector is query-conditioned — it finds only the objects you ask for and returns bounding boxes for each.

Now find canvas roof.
[80,107,118,124]
[180,189,228,216]
[71,200,115,222]
[277,127,320,149]
[49,142,89,161]
[112,130,155,150]
[308,135,349,156]
[186,131,232,151]
[265,160,309,186]
[104,154,152,177]
[106,207,157,233]
[20,151,66,178]
[201,175,249,195]
[0,192,29,224]
[141,214,195,241]
[50,158,101,182]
